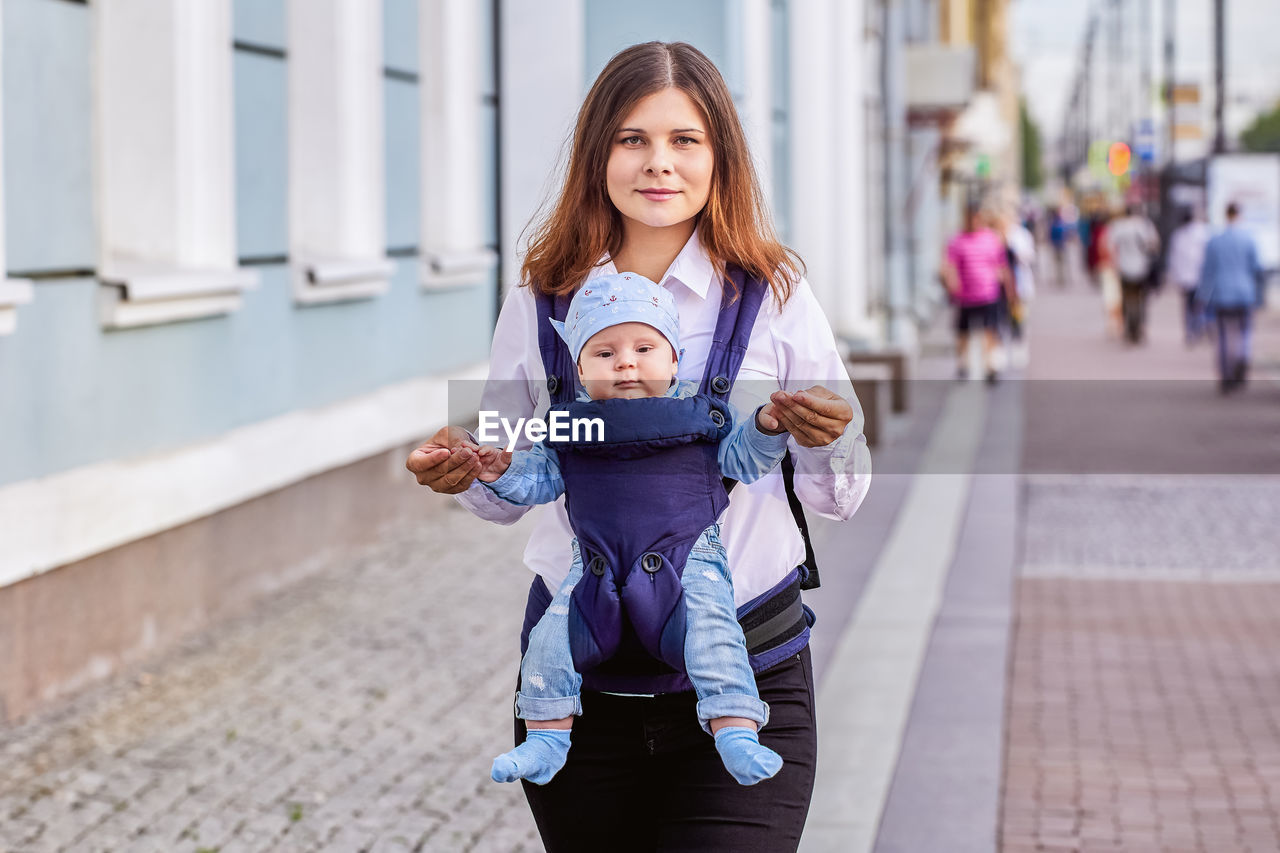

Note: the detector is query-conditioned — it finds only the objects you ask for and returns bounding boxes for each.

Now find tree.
[1241,101,1280,153]
[1019,99,1044,190]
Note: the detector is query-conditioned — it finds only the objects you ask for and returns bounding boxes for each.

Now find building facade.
[0,0,887,722]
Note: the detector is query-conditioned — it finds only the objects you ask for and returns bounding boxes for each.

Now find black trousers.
[1121,278,1148,342]
[517,647,818,852]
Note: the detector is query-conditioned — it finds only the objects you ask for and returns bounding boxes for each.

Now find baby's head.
[550,273,680,400]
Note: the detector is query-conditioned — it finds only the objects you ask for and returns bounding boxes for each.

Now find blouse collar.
[588,230,715,301]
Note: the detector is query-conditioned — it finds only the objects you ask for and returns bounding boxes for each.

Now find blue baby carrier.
[523,265,820,694]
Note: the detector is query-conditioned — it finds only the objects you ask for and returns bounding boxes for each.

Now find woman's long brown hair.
[520,42,803,305]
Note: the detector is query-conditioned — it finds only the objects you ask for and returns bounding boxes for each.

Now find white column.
[788,0,837,313]
[862,9,887,341]
[94,0,257,328]
[738,0,774,206]
[831,0,874,342]
[420,0,497,289]
[288,0,395,303]
[498,0,584,293]
[0,4,32,336]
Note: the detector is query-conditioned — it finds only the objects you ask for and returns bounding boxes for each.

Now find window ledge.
[420,247,497,290]
[294,258,395,305]
[0,278,34,335]
[97,267,260,329]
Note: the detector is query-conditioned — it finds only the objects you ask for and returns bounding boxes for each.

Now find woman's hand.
[764,386,853,447]
[405,426,483,494]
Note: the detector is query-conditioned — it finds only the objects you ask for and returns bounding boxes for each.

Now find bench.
[845,349,909,414]
[845,361,892,448]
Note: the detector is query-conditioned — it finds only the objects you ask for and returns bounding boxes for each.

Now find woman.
[407,42,870,851]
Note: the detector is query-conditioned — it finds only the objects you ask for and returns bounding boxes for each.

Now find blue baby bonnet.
[548,273,681,363]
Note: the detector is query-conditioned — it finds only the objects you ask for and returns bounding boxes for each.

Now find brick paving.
[1002,267,1280,853]
[1003,577,1280,853]
[0,502,541,852]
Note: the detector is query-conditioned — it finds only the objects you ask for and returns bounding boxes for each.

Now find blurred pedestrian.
[998,207,1037,366]
[1048,207,1070,286]
[1195,202,1265,393]
[1081,213,1096,280]
[1165,207,1212,345]
[1021,205,1038,239]
[941,205,1017,383]
[1093,211,1123,338]
[1104,204,1160,344]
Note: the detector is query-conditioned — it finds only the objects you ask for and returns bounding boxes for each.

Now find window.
[418,0,496,289]
[94,0,258,328]
[287,0,394,303]
[0,4,32,336]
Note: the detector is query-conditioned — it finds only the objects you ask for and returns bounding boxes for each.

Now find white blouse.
[456,231,872,605]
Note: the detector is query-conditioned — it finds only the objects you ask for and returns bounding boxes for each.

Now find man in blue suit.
[1196,202,1266,393]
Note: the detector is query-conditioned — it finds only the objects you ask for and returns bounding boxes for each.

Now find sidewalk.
[1002,278,1280,853]
[0,509,544,852]
[803,264,1280,852]
[2,266,1277,852]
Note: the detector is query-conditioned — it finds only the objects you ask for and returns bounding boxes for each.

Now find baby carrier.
[524,265,820,694]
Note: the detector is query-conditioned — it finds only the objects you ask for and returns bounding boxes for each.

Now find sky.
[1010,0,1280,155]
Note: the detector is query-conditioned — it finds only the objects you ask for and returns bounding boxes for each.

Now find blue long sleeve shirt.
[484,379,791,507]
[1196,226,1263,309]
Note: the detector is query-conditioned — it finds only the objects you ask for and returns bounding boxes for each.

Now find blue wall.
[0,0,497,487]
[3,0,93,273]
[584,0,733,94]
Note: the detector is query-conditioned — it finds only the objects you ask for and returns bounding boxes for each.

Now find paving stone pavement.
[0,501,543,853]
[1021,475,1280,580]
[1002,268,1280,852]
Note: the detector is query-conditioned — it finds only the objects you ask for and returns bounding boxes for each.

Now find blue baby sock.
[713,726,783,786]
[491,728,573,785]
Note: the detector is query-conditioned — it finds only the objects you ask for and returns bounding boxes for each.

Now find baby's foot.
[490,728,572,785]
[713,726,783,786]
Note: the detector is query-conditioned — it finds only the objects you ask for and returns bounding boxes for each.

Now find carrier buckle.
[588,555,606,577]
[640,553,663,574]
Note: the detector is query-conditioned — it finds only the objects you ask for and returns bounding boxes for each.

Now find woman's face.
[605,88,714,238]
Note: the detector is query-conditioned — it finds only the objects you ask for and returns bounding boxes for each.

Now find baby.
[476,273,791,787]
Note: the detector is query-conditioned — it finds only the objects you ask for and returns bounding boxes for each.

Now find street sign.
[1170,82,1203,141]
[1133,119,1157,163]
[1108,143,1132,176]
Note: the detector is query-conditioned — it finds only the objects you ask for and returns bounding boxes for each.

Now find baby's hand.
[756,402,787,435]
[475,445,514,483]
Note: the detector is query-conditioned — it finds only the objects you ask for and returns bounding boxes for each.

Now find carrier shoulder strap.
[534,289,578,405]
[709,266,822,591]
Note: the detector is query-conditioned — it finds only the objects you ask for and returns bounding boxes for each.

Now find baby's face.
[577,322,677,400]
